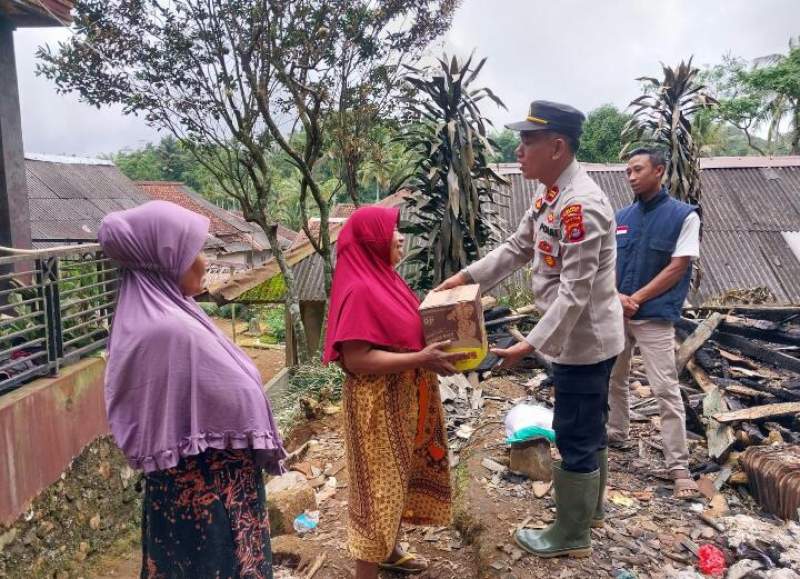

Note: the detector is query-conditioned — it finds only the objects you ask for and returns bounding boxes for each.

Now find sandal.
[379,553,427,574]
[673,474,701,500]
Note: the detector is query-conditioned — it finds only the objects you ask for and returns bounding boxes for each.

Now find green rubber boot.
[514,463,599,558]
[592,447,608,528]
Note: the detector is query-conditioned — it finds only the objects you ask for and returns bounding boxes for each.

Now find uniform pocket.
[648,238,675,253]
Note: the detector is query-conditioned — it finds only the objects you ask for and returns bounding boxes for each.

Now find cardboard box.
[419,284,488,372]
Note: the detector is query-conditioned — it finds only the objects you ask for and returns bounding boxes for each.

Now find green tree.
[357,123,415,203]
[622,58,717,205]
[399,53,508,291]
[38,1,459,361]
[490,129,519,163]
[577,104,631,163]
[112,136,221,194]
[704,40,800,155]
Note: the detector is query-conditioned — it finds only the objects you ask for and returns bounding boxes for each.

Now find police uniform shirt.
[466,160,624,365]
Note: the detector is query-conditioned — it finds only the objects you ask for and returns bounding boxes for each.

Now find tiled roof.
[136,182,241,238]
[136,181,295,252]
[209,194,408,303]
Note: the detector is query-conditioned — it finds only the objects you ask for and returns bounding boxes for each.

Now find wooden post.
[231,303,237,344]
[284,306,297,367]
[0,19,33,292]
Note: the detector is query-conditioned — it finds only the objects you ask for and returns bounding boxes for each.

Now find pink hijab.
[323,206,425,363]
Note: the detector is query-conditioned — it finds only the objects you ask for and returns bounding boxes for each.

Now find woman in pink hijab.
[98,201,285,579]
[324,206,465,578]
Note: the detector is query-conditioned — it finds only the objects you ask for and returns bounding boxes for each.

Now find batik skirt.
[140,449,273,578]
[343,367,452,562]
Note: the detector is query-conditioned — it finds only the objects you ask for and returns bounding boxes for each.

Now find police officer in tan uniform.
[437,100,624,558]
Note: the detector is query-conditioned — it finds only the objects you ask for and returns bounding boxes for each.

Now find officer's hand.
[434,271,469,292]
[619,294,639,319]
[490,341,535,370]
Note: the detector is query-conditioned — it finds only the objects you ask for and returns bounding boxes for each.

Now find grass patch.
[272,361,345,435]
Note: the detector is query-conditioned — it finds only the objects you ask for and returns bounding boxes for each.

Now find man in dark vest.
[608,147,700,499]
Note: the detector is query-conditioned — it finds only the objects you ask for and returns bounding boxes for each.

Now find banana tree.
[399,53,508,292]
[621,58,718,205]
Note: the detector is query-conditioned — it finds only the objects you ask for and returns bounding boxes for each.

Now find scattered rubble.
[0,436,141,579]
[266,471,318,536]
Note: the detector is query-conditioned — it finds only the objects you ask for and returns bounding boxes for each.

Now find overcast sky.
[12,0,800,157]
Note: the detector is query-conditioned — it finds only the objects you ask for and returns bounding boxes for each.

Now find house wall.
[0,358,109,526]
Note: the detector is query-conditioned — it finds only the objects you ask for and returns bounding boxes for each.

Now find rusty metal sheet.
[741,445,800,521]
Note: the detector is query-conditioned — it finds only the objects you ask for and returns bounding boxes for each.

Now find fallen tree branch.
[304,552,327,579]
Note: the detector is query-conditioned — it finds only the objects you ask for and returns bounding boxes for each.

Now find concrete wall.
[0,357,109,526]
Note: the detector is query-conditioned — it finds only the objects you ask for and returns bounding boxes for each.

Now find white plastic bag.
[504,403,555,443]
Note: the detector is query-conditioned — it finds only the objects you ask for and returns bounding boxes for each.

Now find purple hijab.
[98,200,286,474]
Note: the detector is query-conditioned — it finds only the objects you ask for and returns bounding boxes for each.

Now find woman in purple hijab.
[98,200,285,579]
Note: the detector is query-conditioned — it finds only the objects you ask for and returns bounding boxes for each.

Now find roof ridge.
[495,156,800,174]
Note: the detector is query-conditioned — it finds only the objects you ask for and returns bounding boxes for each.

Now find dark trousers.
[552,356,617,473]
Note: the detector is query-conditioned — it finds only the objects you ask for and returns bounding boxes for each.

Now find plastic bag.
[504,403,555,444]
[293,510,320,535]
[697,544,726,577]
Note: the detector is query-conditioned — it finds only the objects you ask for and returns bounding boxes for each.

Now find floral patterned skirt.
[140,449,273,579]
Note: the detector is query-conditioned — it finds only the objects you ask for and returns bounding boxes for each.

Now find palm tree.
[399,53,508,291]
[621,58,717,205]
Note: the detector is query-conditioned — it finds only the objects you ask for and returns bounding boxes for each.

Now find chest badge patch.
[534,197,544,211]
[547,212,556,224]
[543,255,557,268]
[561,204,585,243]
[616,225,629,235]
[538,240,554,254]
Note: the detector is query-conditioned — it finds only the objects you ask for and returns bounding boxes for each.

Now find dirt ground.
[268,413,481,579]
[212,318,287,381]
[452,376,712,578]
[87,410,479,579]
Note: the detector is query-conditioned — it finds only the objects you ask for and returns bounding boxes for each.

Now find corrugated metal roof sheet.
[286,158,800,305]
[24,156,152,245]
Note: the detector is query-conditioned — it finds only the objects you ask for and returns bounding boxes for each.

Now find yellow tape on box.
[418,284,488,372]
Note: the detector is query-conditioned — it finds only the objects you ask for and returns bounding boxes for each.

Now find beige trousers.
[608,319,689,472]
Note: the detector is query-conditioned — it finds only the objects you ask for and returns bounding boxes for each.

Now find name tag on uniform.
[616,225,629,235]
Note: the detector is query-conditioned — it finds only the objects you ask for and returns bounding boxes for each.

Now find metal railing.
[0,244,117,395]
